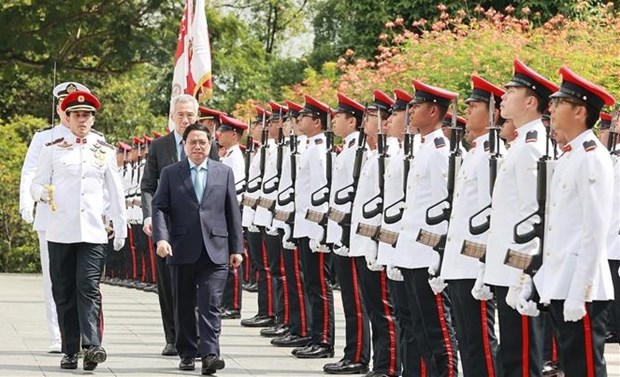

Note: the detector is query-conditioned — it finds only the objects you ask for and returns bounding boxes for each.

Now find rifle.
[263,108,285,194]
[238,120,253,195]
[361,110,385,220]
[504,119,554,308]
[246,113,267,193]
[420,98,462,275]
[384,103,413,224]
[277,120,298,208]
[468,96,499,238]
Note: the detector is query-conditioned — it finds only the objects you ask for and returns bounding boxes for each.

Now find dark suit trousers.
[334,255,370,364]
[402,267,458,377]
[48,242,107,355]
[494,285,544,377]
[353,257,399,375]
[298,237,335,346]
[169,253,228,358]
[155,255,176,344]
[449,279,498,377]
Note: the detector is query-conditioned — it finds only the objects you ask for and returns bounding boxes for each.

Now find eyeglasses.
[549,97,585,108]
[185,140,209,147]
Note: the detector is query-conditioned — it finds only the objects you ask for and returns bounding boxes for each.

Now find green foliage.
[0,116,44,273]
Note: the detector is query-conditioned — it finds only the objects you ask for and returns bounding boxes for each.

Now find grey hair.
[171,94,199,114]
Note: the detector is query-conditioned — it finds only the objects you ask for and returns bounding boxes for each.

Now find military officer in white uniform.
[31,91,126,371]
[440,75,506,376]
[19,81,93,353]
[481,60,558,377]
[536,66,616,376]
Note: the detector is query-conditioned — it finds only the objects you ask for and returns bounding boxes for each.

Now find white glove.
[282,225,295,250]
[265,226,279,236]
[563,298,586,322]
[471,264,493,301]
[428,276,447,295]
[113,236,125,251]
[366,255,384,271]
[387,264,403,281]
[333,242,349,256]
[506,286,522,310]
[247,224,260,233]
[39,188,51,203]
[20,209,34,224]
[310,239,330,253]
[515,275,540,317]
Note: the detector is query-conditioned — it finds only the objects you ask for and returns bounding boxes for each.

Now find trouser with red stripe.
[388,278,426,377]
[126,225,137,279]
[262,227,288,324]
[334,255,370,364]
[402,268,458,377]
[246,229,274,317]
[280,240,310,337]
[298,237,334,346]
[223,264,243,311]
[549,300,609,377]
[449,279,498,376]
[494,285,544,377]
[48,242,107,355]
[354,257,399,375]
[132,223,151,283]
[543,312,560,362]
[608,259,620,341]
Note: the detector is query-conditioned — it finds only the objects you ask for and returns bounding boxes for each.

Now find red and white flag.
[169,0,213,130]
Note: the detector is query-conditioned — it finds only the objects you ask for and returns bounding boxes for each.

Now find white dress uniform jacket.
[221,144,247,203]
[484,119,547,287]
[376,141,404,266]
[441,133,506,280]
[326,132,361,244]
[272,136,306,230]
[254,139,278,227]
[535,130,614,303]
[393,129,449,269]
[31,134,127,244]
[241,144,262,229]
[293,133,327,240]
[607,147,620,261]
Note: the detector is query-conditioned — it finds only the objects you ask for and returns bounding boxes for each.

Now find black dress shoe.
[324,359,369,374]
[221,309,241,319]
[83,346,106,371]
[60,354,78,369]
[179,357,195,371]
[294,344,334,359]
[272,334,312,347]
[240,314,275,328]
[161,343,178,356]
[605,331,619,343]
[365,372,396,377]
[201,355,225,375]
[260,323,289,337]
[542,360,564,377]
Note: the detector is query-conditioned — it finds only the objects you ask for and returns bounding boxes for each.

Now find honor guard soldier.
[19,82,94,354]
[441,75,506,376]
[392,80,459,376]
[142,94,201,357]
[291,95,335,359]
[481,59,558,377]
[218,114,248,319]
[31,91,127,371]
[598,111,620,344]
[322,93,371,374]
[129,136,148,287]
[536,66,616,376]
[378,88,423,376]
[270,101,312,348]
[198,106,226,161]
[240,106,277,328]
[255,101,293,338]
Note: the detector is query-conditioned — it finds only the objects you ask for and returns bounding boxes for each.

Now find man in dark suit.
[152,122,244,375]
[141,94,199,356]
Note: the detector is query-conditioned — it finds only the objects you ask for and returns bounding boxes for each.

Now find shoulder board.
[91,129,104,136]
[483,140,490,152]
[96,139,114,150]
[434,137,446,149]
[583,140,597,152]
[314,138,324,145]
[45,137,64,147]
[525,130,538,143]
[348,139,356,148]
[37,126,54,133]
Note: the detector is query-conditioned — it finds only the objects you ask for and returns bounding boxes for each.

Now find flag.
[168,0,213,130]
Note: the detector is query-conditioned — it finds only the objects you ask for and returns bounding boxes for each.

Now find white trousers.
[38,231,61,344]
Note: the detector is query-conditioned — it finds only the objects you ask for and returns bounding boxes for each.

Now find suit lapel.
[201,162,220,204]
[165,133,179,163]
[178,160,199,204]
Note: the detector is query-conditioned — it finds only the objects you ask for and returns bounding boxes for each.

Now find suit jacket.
[141,132,178,220]
[151,158,243,265]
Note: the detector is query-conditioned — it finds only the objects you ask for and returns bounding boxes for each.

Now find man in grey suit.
[141,94,199,356]
[152,122,243,375]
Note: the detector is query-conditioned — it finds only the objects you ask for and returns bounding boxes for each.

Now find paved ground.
[1,273,619,376]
